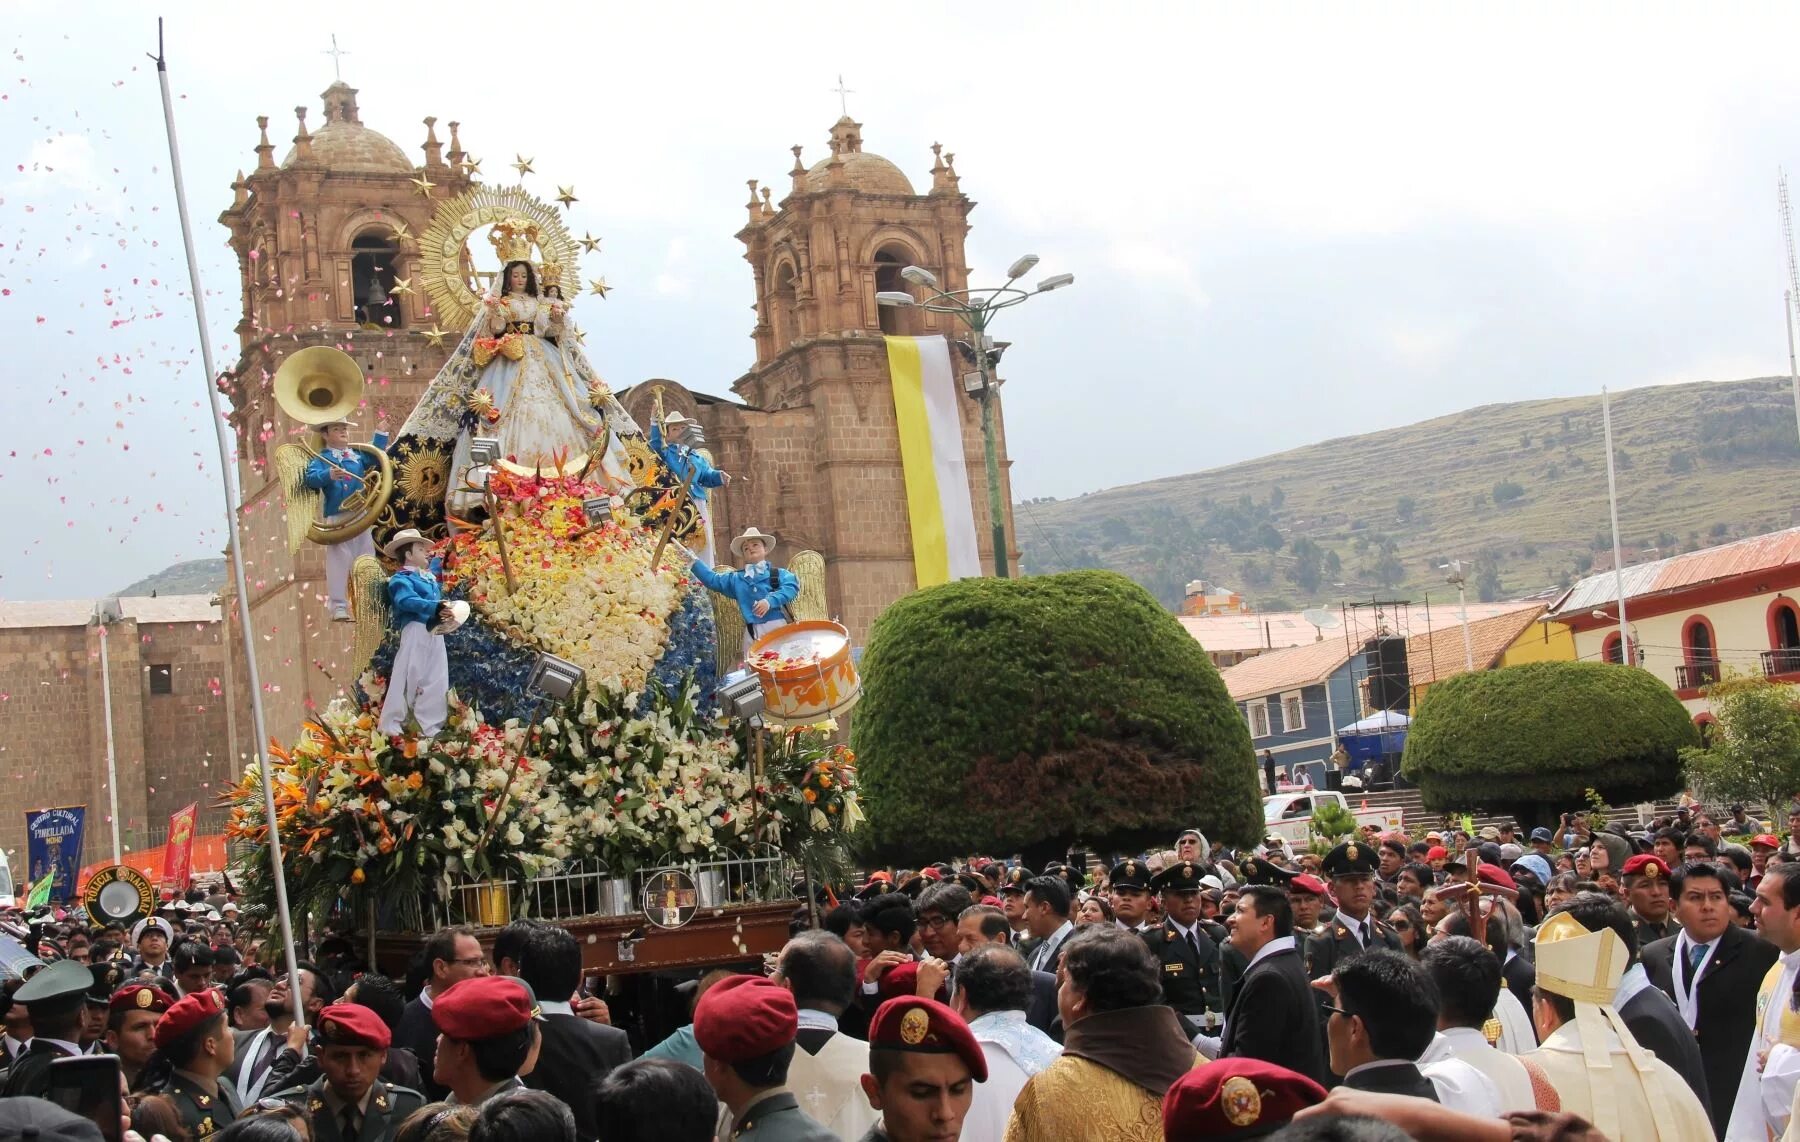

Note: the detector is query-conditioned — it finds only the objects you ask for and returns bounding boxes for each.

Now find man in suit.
[1219,884,1327,1087]
[1552,891,1711,1112]
[0,961,89,1097]
[1324,949,1439,1099]
[516,925,630,1139]
[1021,876,1076,974]
[1642,861,1778,1136]
[268,1003,424,1142]
[954,904,1059,1039]
[229,964,333,1106]
[1143,861,1226,1027]
[395,927,489,1101]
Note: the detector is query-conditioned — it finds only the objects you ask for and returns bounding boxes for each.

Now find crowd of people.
[1,800,1794,1141]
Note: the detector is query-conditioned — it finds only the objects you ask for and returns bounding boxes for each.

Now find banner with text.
[162,802,199,890]
[25,806,86,905]
[883,335,981,587]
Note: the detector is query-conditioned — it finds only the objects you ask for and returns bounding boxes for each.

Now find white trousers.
[378,621,448,737]
[322,514,377,611]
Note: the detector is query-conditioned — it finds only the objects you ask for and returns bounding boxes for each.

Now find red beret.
[875,962,950,1004]
[1754,834,1782,850]
[1474,863,1518,892]
[1288,875,1327,897]
[693,975,797,1063]
[431,976,535,1041]
[1161,1057,1325,1139]
[1621,854,1671,881]
[1425,846,1448,861]
[868,997,986,1082]
[315,1003,392,1051]
[153,988,226,1049]
[109,983,175,1016]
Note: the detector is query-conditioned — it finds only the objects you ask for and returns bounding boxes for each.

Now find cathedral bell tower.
[627,116,1017,639]
[215,81,474,733]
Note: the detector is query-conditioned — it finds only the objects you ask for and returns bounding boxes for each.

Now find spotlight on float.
[582,497,612,525]
[528,653,585,701]
[719,670,765,721]
[468,437,502,467]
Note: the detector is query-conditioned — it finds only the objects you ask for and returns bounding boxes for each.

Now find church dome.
[803,116,914,196]
[282,83,414,175]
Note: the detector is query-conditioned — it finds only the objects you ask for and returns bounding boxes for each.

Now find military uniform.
[1143,862,1226,1019]
[999,866,1040,962]
[165,1070,243,1138]
[0,960,91,1097]
[1108,859,1156,933]
[270,1004,424,1142]
[272,1076,424,1142]
[1303,842,1403,983]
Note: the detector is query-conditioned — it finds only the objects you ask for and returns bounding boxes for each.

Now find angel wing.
[273,444,321,556]
[710,565,747,666]
[350,555,390,676]
[788,549,828,623]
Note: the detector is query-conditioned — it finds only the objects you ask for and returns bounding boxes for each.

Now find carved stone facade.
[218,89,1015,734]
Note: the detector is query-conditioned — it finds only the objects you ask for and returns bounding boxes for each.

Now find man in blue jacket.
[303,419,386,621]
[690,527,799,643]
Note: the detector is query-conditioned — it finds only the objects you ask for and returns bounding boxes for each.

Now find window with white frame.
[1248,701,1271,738]
[1280,690,1305,732]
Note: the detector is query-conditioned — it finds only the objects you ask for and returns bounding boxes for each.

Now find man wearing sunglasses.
[1321,949,1439,1098]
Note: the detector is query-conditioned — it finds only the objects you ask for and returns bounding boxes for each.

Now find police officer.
[1288,874,1330,939]
[1304,841,1402,987]
[0,960,90,1096]
[269,1004,424,1142]
[1144,861,1225,1026]
[1108,859,1156,932]
[998,865,1039,957]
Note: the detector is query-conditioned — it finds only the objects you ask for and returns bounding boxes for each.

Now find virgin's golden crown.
[488,217,540,263]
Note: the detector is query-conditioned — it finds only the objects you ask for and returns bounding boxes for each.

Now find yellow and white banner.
[884,335,982,587]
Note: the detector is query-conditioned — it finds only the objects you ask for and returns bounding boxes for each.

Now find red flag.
[162,803,199,891]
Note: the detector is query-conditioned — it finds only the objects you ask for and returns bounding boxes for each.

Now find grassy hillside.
[115,557,227,597]
[1017,377,1800,611]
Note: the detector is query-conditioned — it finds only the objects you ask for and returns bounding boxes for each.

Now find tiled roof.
[0,594,219,630]
[1407,604,1548,689]
[1181,600,1539,654]
[1219,638,1356,701]
[1547,526,1800,618]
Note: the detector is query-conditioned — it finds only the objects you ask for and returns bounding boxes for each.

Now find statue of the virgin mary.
[380,219,648,534]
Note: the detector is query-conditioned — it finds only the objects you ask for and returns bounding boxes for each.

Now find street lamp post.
[1439,562,1476,673]
[877,257,1072,578]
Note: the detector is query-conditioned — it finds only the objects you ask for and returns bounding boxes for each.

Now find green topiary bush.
[1401,660,1696,826]
[849,570,1262,865]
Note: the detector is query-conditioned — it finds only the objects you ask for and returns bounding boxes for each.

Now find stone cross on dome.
[831,74,855,117]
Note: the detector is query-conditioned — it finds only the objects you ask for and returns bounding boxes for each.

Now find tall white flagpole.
[149,19,306,1028]
[1602,388,1631,665]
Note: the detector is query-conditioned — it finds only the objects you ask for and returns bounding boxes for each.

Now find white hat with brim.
[730,527,778,558]
[382,527,431,561]
[662,410,694,426]
[314,419,355,432]
[429,599,471,635]
[130,918,174,943]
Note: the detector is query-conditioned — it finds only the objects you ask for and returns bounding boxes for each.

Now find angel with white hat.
[373,528,465,742]
[299,418,386,621]
[650,408,729,564]
[688,526,800,642]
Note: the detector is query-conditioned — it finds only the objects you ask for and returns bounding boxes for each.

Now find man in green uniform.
[1108,859,1155,932]
[270,1003,424,1142]
[1304,840,1403,985]
[1142,861,1226,1031]
[154,987,242,1136]
[0,960,90,1097]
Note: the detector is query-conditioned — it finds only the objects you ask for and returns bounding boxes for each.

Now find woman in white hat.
[302,418,385,621]
[689,526,799,641]
[376,529,452,742]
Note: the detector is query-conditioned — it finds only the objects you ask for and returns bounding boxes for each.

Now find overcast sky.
[4,3,1799,600]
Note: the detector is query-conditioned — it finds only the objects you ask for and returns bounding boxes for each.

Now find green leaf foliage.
[1401,660,1696,818]
[1679,673,1800,816]
[850,570,1262,864]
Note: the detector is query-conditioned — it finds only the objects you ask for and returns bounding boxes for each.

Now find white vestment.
[1528,1016,1713,1142]
[1421,1027,1537,1113]
[378,622,448,737]
[1729,950,1800,1142]
[783,1032,880,1141]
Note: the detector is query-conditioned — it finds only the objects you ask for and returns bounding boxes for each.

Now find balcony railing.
[1765,648,1800,677]
[1675,659,1722,689]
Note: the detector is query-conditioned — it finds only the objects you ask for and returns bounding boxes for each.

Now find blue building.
[1218,637,1380,790]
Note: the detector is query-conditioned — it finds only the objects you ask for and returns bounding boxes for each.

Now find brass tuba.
[273,346,394,545]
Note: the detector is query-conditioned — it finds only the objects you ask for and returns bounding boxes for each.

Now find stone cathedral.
[216,81,1017,733]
